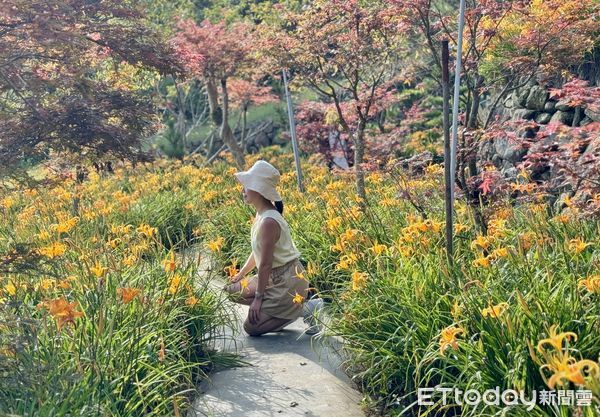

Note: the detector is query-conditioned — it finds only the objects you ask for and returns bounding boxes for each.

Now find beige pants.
[224,279,296,336]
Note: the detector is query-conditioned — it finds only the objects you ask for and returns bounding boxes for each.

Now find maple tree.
[481,79,600,216]
[0,0,181,179]
[227,78,279,151]
[287,101,353,169]
[391,0,598,171]
[258,0,411,206]
[386,0,599,229]
[173,19,262,169]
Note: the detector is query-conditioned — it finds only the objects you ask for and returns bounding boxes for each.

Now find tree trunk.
[220,78,245,169]
[206,78,222,126]
[572,106,582,127]
[376,109,386,133]
[240,105,248,151]
[354,119,367,211]
[467,75,482,129]
[174,81,187,155]
[328,129,349,169]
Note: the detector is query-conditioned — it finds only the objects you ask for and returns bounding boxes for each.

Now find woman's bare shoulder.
[259,216,281,231]
[258,217,281,242]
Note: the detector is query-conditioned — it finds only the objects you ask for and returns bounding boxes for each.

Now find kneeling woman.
[223,160,308,336]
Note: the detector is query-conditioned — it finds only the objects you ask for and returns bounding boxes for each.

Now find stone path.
[180,247,365,417]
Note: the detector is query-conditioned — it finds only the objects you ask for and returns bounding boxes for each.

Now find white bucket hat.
[234,160,282,202]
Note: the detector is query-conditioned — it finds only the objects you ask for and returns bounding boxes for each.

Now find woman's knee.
[243,319,264,337]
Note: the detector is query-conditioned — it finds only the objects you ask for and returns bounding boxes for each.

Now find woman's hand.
[229,272,245,283]
[248,297,263,325]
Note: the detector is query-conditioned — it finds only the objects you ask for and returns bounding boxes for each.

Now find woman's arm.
[255,218,280,294]
[239,252,256,276]
[249,218,280,325]
[230,252,256,282]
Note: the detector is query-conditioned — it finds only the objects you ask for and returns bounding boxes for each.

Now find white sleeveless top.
[251,209,301,268]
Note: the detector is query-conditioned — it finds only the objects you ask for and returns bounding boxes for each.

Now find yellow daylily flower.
[351,270,367,291]
[472,256,491,268]
[578,275,600,293]
[162,252,177,273]
[439,325,464,356]
[136,223,157,239]
[340,228,360,243]
[123,254,138,267]
[541,352,600,389]
[39,278,56,291]
[1,196,16,209]
[369,243,387,256]
[51,216,79,234]
[90,263,108,278]
[490,247,509,259]
[106,238,122,249]
[336,253,358,270]
[168,274,183,294]
[207,236,225,252]
[5,282,16,296]
[426,220,444,233]
[481,302,509,319]
[38,241,67,258]
[568,238,592,254]
[292,292,304,304]
[294,266,306,280]
[185,296,199,306]
[537,325,578,354]
[471,235,493,251]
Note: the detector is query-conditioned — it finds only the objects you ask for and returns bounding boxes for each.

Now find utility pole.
[282,69,304,193]
[450,0,466,204]
[442,40,453,263]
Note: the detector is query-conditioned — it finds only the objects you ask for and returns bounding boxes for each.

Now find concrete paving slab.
[189,303,365,417]
[179,247,365,417]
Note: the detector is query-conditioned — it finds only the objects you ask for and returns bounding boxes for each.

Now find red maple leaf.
[479,177,494,195]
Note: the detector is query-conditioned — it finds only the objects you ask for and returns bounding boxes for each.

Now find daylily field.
[0,147,598,416]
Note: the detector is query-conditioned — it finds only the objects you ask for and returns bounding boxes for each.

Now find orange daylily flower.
[117,287,141,304]
[224,260,240,278]
[38,297,84,330]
